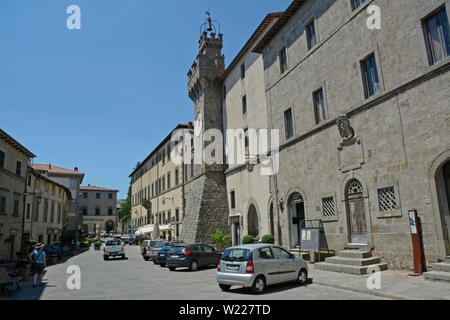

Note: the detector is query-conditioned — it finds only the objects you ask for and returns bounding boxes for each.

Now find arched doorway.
[105,220,115,233]
[288,193,305,249]
[248,204,259,238]
[435,160,450,253]
[345,179,368,244]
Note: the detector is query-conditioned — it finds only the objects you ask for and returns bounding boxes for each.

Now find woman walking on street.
[29,244,46,288]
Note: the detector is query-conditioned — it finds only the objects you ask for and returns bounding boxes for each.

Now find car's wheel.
[251,276,266,294]
[219,284,231,292]
[144,257,150,261]
[104,257,108,261]
[160,263,165,267]
[190,260,198,271]
[168,267,176,271]
[153,260,157,265]
[296,269,308,285]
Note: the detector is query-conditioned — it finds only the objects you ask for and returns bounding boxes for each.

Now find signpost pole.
[408,209,424,276]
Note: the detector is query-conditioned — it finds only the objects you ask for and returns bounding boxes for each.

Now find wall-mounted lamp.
[279,198,285,212]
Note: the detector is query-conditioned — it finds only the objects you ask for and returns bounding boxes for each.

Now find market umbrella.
[153,220,160,240]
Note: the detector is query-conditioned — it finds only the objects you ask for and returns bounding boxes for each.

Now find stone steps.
[325,256,381,266]
[314,247,388,275]
[338,250,373,259]
[431,262,450,273]
[424,271,450,282]
[315,261,388,275]
[445,256,450,263]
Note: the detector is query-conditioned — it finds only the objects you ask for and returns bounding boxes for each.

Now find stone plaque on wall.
[337,136,365,172]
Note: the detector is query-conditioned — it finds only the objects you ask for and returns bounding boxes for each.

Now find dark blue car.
[155,245,173,267]
[128,235,138,245]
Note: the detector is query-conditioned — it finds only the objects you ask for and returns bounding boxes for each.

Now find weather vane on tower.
[200,9,221,36]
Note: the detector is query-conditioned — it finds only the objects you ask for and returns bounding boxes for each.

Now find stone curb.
[311,279,415,300]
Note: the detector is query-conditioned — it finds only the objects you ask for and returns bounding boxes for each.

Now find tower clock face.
[194,112,202,136]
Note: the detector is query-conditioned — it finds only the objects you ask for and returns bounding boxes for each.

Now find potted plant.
[50,254,58,265]
[16,251,27,260]
[261,234,275,244]
[17,259,32,281]
[242,235,255,245]
[142,200,152,209]
[94,241,102,251]
[70,241,77,256]
[210,229,231,253]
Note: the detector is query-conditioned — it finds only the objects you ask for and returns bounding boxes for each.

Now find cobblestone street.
[1,245,389,300]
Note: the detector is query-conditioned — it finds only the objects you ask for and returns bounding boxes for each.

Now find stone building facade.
[32,164,85,236]
[78,185,118,234]
[250,0,450,269]
[0,129,35,259]
[24,167,72,245]
[222,13,282,245]
[130,124,193,241]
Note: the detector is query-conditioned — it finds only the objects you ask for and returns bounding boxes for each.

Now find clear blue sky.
[0,0,291,199]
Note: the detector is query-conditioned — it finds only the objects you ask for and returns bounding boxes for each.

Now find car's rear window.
[106,240,121,246]
[169,246,186,254]
[161,246,172,251]
[154,242,166,248]
[221,248,252,262]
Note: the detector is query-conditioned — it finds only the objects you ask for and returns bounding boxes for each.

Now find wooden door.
[348,198,367,244]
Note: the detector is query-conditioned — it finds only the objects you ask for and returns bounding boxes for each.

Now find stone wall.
[261,0,450,270]
[181,172,229,244]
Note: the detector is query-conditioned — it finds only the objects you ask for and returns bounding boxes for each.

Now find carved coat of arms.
[337,114,355,141]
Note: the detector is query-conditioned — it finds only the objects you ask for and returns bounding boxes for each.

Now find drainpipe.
[272,172,282,247]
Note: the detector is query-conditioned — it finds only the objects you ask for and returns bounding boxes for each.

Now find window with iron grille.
[322,197,335,217]
[377,187,397,212]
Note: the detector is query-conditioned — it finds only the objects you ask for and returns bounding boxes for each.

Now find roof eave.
[253,0,305,54]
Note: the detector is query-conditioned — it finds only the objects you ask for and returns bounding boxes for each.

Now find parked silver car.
[141,239,166,261]
[216,244,308,294]
[103,240,126,260]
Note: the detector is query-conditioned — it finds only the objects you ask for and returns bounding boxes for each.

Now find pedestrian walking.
[29,243,46,288]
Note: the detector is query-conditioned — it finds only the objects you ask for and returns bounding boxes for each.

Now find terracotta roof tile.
[32,164,85,176]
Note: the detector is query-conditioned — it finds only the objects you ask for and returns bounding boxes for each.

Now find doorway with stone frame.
[435,159,450,254]
[345,178,369,245]
[287,193,306,249]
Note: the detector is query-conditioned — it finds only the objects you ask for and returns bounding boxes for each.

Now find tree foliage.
[120,161,141,222]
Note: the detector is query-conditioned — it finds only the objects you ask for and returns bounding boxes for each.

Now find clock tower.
[181,15,229,243]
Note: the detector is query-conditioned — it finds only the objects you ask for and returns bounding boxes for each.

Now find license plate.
[171,255,179,258]
[227,265,239,270]
[159,254,165,256]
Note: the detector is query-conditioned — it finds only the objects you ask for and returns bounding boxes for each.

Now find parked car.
[166,244,221,271]
[141,239,165,261]
[216,244,308,294]
[103,240,126,260]
[150,241,170,264]
[155,245,173,267]
[128,235,138,245]
[101,231,107,238]
[121,235,130,244]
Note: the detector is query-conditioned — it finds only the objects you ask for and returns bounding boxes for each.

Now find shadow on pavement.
[226,278,313,296]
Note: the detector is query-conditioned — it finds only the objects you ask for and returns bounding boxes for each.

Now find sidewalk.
[308,263,450,300]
